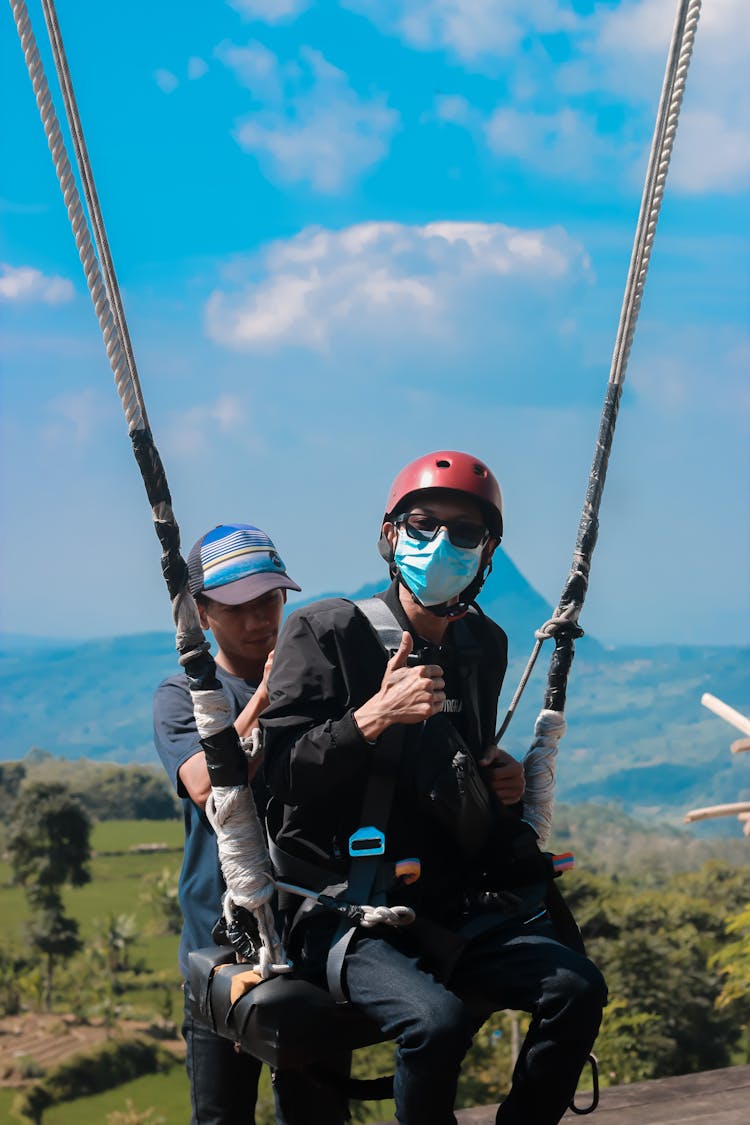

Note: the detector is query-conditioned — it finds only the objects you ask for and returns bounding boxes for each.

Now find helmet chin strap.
[399,577,470,620]
[395,557,494,621]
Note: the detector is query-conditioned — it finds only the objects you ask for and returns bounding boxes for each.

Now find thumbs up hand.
[387,630,414,671]
[353,630,445,743]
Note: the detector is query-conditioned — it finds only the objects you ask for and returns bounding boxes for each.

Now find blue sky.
[1,0,748,646]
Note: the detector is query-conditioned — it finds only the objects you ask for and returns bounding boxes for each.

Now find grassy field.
[41,1068,191,1124]
[1,1068,192,1124]
[0,819,185,1014]
[0,818,401,1123]
[1,820,191,1121]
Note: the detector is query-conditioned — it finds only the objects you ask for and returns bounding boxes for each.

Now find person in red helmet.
[378,449,504,619]
[261,452,606,1125]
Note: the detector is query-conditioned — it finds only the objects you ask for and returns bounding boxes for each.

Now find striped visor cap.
[187,524,301,606]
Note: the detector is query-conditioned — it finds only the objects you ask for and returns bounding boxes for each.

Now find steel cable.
[10,0,286,968]
[496,0,702,745]
[9,0,146,434]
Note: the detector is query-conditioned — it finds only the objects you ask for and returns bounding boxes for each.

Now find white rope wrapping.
[360,904,415,928]
[523,709,567,847]
[191,686,234,739]
[193,686,287,976]
[204,786,287,976]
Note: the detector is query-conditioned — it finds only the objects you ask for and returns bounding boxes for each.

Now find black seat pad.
[188,946,387,1068]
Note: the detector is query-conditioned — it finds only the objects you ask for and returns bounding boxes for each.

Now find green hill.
[1,553,747,826]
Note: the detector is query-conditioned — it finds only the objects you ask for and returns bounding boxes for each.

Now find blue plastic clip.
[348,826,385,858]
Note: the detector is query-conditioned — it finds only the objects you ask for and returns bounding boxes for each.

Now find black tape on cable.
[559,381,623,616]
[544,630,578,713]
[131,427,188,602]
[130,427,171,506]
[544,381,623,711]
[201,724,248,788]
[183,650,222,693]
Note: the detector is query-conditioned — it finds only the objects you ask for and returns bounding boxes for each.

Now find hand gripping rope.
[496,0,702,850]
[9,0,289,977]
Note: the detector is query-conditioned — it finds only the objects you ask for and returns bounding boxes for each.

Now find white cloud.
[216,40,284,102]
[485,106,625,182]
[41,389,113,446]
[205,220,592,403]
[154,68,179,94]
[352,0,749,196]
[218,44,399,192]
[671,110,750,194]
[187,56,209,81]
[587,0,749,107]
[163,394,247,456]
[433,94,472,126]
[629,322,750,418]
[563,0,750,193]
[228,0,310,23]
[345,0,579,66]
[0,263,74,305]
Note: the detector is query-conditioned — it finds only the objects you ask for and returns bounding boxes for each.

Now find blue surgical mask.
[394,528,483,607]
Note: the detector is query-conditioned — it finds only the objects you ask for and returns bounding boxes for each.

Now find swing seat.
[187,946,388,1068]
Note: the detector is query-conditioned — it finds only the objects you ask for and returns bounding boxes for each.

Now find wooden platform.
[374,1064,750,1123]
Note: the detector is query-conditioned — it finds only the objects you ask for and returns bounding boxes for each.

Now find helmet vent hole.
[473,463,486,477]
[436,459,451,468]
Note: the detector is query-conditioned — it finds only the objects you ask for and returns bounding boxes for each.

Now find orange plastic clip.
[395,857,421,885]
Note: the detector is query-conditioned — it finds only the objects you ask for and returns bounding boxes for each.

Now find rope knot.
[534,615,585,642]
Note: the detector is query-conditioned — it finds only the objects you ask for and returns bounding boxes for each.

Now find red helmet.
[384,450,503,539]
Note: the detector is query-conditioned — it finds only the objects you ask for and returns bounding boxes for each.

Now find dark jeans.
[182,989,350,1124]
[343,917,607,1125]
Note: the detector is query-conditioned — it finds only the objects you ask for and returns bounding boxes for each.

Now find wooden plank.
[372,1064,750,1124]
[684,802,750,823]
[560,1063,750,1123]
[701,693,750,736]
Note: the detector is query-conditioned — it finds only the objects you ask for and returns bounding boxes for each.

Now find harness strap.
[355,595,405,653]
[326,720,404,1002]
[324,598,410,1002]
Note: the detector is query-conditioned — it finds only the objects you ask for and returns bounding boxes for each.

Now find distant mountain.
[1,551,748,826]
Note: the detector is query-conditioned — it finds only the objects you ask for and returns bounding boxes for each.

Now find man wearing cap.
[261,453,607,1125]
[153,524,346,1125]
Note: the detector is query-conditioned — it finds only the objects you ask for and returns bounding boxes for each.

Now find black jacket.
[262,582,508,925]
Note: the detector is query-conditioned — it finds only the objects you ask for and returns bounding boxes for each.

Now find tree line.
[0,752,179,823]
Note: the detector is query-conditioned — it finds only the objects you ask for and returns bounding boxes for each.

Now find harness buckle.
[348,826,385,857]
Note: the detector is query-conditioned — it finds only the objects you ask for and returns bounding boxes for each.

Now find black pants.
[182,989,350,1124]
[343,916,607,1125]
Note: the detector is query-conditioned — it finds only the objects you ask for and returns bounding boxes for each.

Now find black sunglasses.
[396,512,489,550]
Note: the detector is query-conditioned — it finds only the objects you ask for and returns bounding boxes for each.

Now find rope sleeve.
[523,709,567,847]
